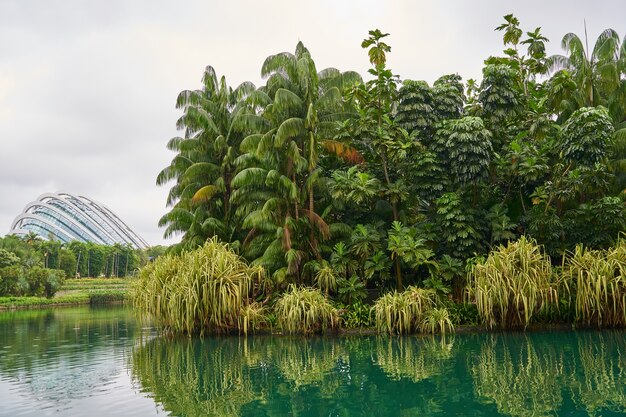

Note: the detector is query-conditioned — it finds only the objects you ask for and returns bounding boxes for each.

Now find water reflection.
[0,307,157,416]
[572,332,626,415]
[374,336,455,382]
[131,331,626,417]
[470,331,626,417]
[131,335,459,417]
[471,334,564,417]
[2,307,626,417]
[132,338,264,417]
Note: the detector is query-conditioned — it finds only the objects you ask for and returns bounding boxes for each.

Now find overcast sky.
[1,0,624,246]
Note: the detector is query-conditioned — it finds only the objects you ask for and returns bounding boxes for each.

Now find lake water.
[1,306,625,416]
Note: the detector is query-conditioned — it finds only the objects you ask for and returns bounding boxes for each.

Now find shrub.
[0,249,20,268]
[468,236,558,329]
[239,302,268,334]
[131,237,265,335]
[274,285,339,335]
[420,308,454,334]
[0,266,26,296]
[89,290,126,304]
[43,269,65,297]
[373,287,442,334]
[564,241,626,327]
[26,266,47,296]
[447,302,480,325]
[341,302,373,328]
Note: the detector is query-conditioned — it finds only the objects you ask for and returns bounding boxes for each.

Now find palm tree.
[157,66,256,249]
[233,42,360,282]
[549,28,626,123]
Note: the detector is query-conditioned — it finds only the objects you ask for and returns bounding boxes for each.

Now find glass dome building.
[9,192,149,249]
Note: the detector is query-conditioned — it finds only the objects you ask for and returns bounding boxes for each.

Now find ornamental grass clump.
[131,237,265,335]
[274,285,339,335]
[565,240,626,327]
[468,236,557,329]
[420,308,455,335]
[373,287,451,334]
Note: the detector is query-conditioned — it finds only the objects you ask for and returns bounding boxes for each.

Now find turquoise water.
[1,307,625,416]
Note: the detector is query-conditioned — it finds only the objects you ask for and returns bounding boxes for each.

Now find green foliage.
[239,302,268,334]
[373,287,449,334]
[0,294,90,308]
[131,237,265,335]
[468,236,557,329]
[478,64,523,126]
[420,308,455,335]
[0,249,20,268]
[0,266,26,296]
[152,17,625,328]
[435,116,493,186]
[434,192,483,260]
[387,221,434,289]
[548,28,626,123]
[560,107,615,166]
[330,242,357,279]
[447,302,480,325]
[58,249,76,278]
[312,260,338,295]
[340,301,372,328]
[0,266,64,298]
[274,285,338,335]
[88,290,126,304]
[337,275,367,305]
[563,241,626,327]
[432,74,465,121]
[396,80,436,137]
[329,167,381,207]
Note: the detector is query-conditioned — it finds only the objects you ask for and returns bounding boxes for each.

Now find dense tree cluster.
[159,16,626,295]
[0,233,144,280]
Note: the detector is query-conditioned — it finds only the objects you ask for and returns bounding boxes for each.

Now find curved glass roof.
[9,192,149,249]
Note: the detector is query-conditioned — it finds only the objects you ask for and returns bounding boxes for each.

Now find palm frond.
[182,162,220,183]
[273,88,305,114]
[232,167,269,189]
[321,140,364,164]
[301,209,330,240]
[191,185,220,204]
[275,118,306,147]
[261,52,296,78]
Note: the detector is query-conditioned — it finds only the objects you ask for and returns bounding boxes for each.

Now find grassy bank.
[0,277,133,309]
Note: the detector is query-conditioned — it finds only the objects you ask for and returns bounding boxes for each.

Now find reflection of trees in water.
[132,338,263,417]
[131,337,349,417]
[571,332,626,415]
[272,337,347,394]
[471,334,564,417]
[374,336,455,383]
[471,332,626,417]
[0,307,135,375]
[131,335,462,417]
[130,330,626,417]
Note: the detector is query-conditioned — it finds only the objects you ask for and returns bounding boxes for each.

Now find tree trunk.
[395,258,403,291]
